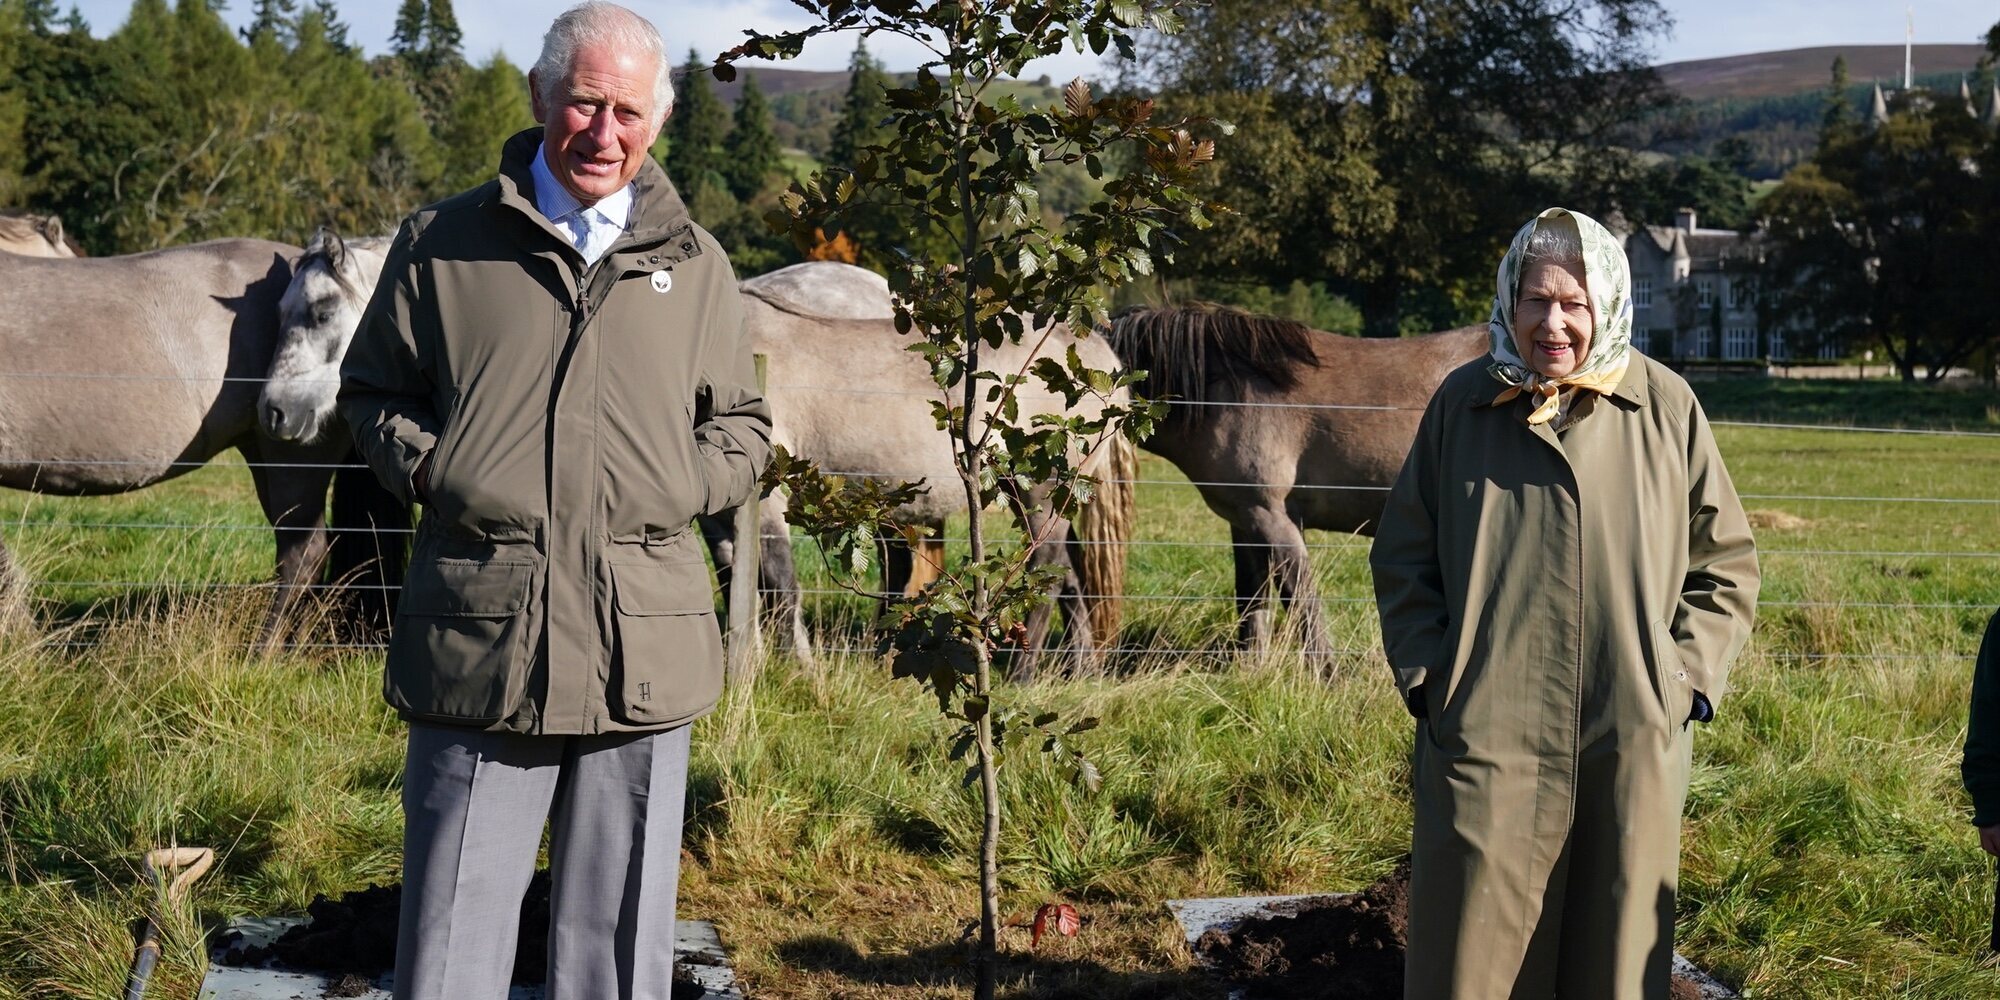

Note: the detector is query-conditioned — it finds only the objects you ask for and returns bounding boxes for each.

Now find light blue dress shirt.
[529,141,634,266]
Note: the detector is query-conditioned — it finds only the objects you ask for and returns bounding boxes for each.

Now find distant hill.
[1657,44,1988,101]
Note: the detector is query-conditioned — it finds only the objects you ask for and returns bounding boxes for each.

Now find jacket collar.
[1467,353,1652,411]
[493,128,700,265]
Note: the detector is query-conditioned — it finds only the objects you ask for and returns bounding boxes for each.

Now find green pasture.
[1,380,1998,998]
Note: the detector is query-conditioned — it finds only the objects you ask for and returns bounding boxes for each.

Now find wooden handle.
[144,847,214,903]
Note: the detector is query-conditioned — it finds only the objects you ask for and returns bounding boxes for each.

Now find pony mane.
[1104,302,1321,427]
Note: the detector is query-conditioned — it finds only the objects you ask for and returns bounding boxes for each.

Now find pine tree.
[242,0,296,45]
[722,72,780,201]
[59,4,85,33]
[826,39,891,170]
[663,49,728,194]
[20,0,57,35]
[390,0,425,60]
[312,0,349,52]
[1822,55,1852,136]
[424,0,462,71]
[439,54,532,194]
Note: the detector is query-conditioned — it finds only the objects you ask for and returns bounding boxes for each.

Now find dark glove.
[1688,690,1714,724]
[1405,684,1428,719]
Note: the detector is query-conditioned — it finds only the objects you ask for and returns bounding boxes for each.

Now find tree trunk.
[951,71,1002,1000]
[1358,280,1401,339]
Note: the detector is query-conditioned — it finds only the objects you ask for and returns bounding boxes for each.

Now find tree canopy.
[1135,0,1675,336]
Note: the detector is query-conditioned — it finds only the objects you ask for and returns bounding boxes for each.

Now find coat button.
[1675,670,1687,681]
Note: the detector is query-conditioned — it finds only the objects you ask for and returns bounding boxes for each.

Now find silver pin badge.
[650,270,673,294]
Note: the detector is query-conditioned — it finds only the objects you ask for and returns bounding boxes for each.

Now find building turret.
[1962,76,1977,116]
[1988,80,2000,129]
[1870,81,1890,126]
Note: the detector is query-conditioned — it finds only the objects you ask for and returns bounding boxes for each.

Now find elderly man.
[1371,208,1758,998]
[337,3,770,997]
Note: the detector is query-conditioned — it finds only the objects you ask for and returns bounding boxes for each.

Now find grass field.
[1,379,1998,998]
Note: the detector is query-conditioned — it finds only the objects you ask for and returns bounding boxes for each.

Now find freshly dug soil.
[216,872,707,997]
[1193,864,1705,1000]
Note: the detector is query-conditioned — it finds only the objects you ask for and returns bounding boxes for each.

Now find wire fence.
[4,373,1994,664]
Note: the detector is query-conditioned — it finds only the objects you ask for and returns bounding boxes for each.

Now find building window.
[1631,329,1650,355]
[1695,328,1714,358]
[1634,277,1652,309]
[1820,339,1840,360]
[1697,280,1713,309]
[1724,327,1755,360]
[1725,279,1743,309]
[1769,331,1788,360]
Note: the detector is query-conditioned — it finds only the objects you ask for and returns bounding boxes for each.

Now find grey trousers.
[394,722,691,1000]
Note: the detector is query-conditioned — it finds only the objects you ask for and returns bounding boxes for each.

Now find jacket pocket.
[608,558,723,725]
[1651,618,1694,726]
[384,556,536,725]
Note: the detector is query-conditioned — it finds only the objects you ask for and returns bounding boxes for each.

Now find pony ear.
[38,215,63,246]
[308,225,346,266]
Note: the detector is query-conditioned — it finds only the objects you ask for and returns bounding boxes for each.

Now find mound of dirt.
[1746,509,1810,531]
[1193,864,1704,1000]
[216,872,706,997]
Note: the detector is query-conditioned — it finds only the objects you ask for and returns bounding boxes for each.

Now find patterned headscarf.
[1487,207,1634,426]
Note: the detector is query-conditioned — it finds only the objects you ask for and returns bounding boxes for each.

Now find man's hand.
[1980,824,2000,858]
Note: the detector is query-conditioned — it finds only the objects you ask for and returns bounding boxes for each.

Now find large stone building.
[1615,208,1801,363]
[1619,76,2000,365]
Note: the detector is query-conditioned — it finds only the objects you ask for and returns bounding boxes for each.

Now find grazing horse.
[0,212,81,257]
[0,238,358,648]
[1103,303,1487,656]
[728,262,1136,678]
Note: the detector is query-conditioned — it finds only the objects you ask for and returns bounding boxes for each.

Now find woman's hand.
[1980,824,2000,858]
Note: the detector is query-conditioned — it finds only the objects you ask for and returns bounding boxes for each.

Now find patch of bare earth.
[1193,864,1704,1000]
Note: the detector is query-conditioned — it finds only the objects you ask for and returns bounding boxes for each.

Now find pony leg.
[697,513,737,603]
[326,450,410,637]
[0,534,25,631]
[1231,523,1275,652]
[756,506,815,671]
[244,439,335,656]
[1256,508,1334,662]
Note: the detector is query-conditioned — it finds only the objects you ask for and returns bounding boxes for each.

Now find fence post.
[724,353,768,687]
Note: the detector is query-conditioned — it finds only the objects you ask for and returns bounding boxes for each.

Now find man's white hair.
[535,2,676,122]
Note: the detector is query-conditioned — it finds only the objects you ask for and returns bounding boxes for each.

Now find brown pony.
[1104,303,1487,656]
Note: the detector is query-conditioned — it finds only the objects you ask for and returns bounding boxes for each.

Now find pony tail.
[1075,433,1135,645]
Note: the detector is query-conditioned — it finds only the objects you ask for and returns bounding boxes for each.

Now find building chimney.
[1675,207,1697,233]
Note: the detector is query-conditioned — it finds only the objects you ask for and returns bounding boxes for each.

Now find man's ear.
[528,70,549,124]
[649,107,671,146]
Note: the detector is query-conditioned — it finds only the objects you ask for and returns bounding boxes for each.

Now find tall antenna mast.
[1904,6,1913,91]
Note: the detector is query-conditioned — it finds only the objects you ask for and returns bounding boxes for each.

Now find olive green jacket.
[1961,610,2000,826]
[1371,353,1759,746]
[338,128,772,735]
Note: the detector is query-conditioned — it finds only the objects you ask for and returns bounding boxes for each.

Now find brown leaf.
[1064,77,1092,119]
[1031,902,1082,948]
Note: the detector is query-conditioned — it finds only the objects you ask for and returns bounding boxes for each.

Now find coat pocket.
[384,557,536,725]
[1651,618,1694,726]
[608,559,723,725]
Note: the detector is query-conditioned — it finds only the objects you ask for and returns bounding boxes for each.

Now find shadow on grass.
[773,934,1225,999]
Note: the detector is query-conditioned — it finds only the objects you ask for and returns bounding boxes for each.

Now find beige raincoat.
[1369,209,1758,999]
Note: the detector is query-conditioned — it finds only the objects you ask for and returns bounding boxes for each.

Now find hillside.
[1657,44,1988,101]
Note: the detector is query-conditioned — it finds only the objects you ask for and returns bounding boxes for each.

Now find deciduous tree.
[1758,90,2000,382]
[717,3,1220,997]
[1135,0,1674,336]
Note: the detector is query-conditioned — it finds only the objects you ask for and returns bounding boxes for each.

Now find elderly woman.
[1369,207,1759,999]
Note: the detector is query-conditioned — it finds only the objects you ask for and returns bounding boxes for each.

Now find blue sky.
[64,0,1999,81]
